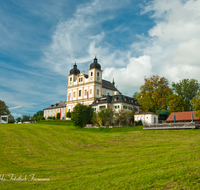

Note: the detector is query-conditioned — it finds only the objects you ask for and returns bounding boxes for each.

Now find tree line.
[133,75,200,117]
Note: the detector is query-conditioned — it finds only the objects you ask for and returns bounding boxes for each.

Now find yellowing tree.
[190,92,200,118]
[137,75,172,112]
[168,94,188,113]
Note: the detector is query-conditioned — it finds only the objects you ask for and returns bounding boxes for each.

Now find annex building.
[66,55,141,113]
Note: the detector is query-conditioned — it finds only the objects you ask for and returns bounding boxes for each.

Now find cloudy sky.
[1,0,200,118]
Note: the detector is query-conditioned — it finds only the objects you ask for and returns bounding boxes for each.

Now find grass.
[0,122,200,189]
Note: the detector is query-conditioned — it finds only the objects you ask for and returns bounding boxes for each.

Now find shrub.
[71,104,93,128]
[67,111,71,118]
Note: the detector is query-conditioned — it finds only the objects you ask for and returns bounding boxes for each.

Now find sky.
[1,0,200,118]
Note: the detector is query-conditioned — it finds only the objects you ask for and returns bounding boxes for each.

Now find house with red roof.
[166,111,200,123]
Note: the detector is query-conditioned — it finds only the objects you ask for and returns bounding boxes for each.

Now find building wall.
[135,114,158,124]
[44,107,66,119]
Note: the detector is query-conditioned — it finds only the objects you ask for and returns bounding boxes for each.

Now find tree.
[168,94,188,113]
[21,115,30,122]
[133,92,139,100]
[57,113,60,119]
[114,110,134,126]
[190,92,200,118]
[71,104,93,127]
[33,110,44,121]
[0,100,10,115]
[16,117,21,122]
[8,115,15,123]
[137,75,172,112]
[66,111,71,118]
[172,79,200,110]
[94,108,114,126]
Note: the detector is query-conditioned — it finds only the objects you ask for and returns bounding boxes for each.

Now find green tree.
[71,104,93,127]
[172,79,200,110]
[8,115,15,123]
[16,117,21,122]
[33,110,44,121]
[114,110,134,126]
[66,111,71,118]
[190,92,200,118]
[22,115,30,122]
[137,75,172,112]
[0,100,10,115]
[168,94,188,113]
[95,108,114,126]
[57,113,60,119]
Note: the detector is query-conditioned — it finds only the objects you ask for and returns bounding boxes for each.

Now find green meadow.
[0,121,200,190]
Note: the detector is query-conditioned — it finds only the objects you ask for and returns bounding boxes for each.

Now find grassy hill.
[0,121,200,189]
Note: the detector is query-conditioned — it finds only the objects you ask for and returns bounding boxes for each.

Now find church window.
[70,77,72,81]
[91,72,93,76]
[97,72,99,77]
[79,90,81,97]
[90,89,92,94]
[97,89,99,95]
[73,92,76,98]
[79,78,83,82]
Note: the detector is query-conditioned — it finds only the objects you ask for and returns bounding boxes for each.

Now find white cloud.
[12,113,22,118]
[9,106,22,110]
[103,55,152,95]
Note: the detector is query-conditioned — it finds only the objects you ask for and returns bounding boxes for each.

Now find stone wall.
[143,122,196,130]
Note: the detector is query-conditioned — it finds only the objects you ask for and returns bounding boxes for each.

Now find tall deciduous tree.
[172,79,200,110]
[71,104,93,127]
[0,100,10,115]
[190,92,200,118]
[168,94,188,113]
[137,75,172,112]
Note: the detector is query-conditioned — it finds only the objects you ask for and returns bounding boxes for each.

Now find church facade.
[66,55,141,113]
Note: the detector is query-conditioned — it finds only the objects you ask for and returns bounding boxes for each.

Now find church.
[66,54,141,113]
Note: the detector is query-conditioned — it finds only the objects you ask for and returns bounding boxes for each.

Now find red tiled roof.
[166,111,200,122]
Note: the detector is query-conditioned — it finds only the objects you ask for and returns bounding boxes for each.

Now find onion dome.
[70,63,80,75]
[90,54,101,70]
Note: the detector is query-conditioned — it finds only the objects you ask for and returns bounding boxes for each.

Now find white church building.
[66,55,142,113]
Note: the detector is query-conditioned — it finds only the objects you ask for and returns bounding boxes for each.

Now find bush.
[57,113,60,119]
[67,111,71,118]
[71,104,93,128]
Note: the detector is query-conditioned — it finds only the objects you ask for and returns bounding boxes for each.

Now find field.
[0,121,200,189]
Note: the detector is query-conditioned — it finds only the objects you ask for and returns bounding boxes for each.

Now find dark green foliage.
[71,104,93,127]
[16,117,21,122]
[47,116,56,120]
[135,120,143,126]
[8,115,15,123]
[67,111,71,118]
[0,100,10,115]
[33,110,44,121]
[172,79,200,110]
[57,113,60,119]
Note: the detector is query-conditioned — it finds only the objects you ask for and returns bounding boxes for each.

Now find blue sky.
[1,0,200,118]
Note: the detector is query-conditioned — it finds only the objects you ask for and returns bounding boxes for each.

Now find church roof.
[44,101,66,110]
[90,57,101,70]
[70,63,80,75]
[102,79,119,92]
